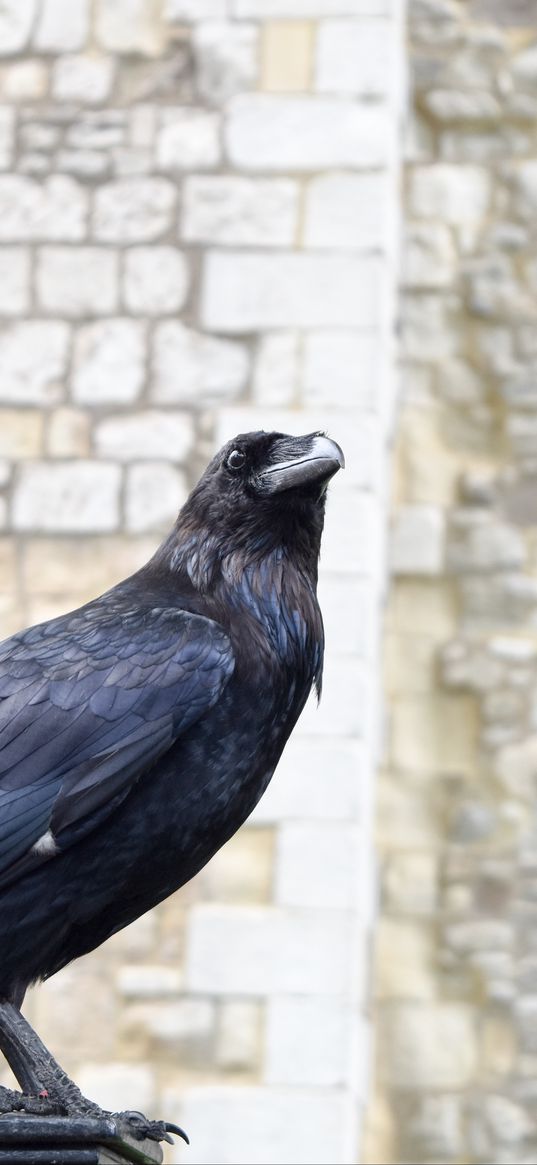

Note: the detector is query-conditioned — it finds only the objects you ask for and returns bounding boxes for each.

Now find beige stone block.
[261,22,314,92]
[362,1093,397,1165]
[21,536,156,596]
[0,594,24,636]
[391,694,477,773]
[30,964,118,1072]
[384,632,436,696]
[380,1003,478,1090]
[0,539,16,593]
[216,1001,261,1073]
[375,920,435,1000]
[196,827,274,904]
[387,580,457,637]
[394,406,461,506]
[46,408,91,457]
[0,409,43,458]
[382,852,438,915]
[376,773,440,850]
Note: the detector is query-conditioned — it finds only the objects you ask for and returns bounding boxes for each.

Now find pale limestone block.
[514,161,537,218]
[65,111,126,151]
[383,852,438,915]
[3,60,48,100]
[95,0,165,55]
[96,411,193,462]
[448,513,525,573]
[376,919,435,1000]
[317,575,377,658]
[402,222,455,288]
[234,0,390,12]
[0,0,35,55]
[275,823,362,909]
[316,18,394,97]
[125,462,187,532]
[265,997,353,1086]
[252,333,299,406]
[34,0,89,51]
[0,499,7,530]
[151,321,249,405]
[391,694,476,774]
[0,106,14,168]
[0,538,17,591]
[165,0,226,14]
[261,21,314,92]
[117,965,182,998]
[193,21,258,104]
[251,737,364,824]
[216,1001,261,1071]
[0,248,30,315]
[162,1086,347,1165]
[0,410,43,458]
[123,1000,214,1056]
[31,965,118,1066]
[0,321,68,406]
[202,252,382,330]
[77,1063,156,1113]
[182,176,298,246]
[401,295,458,362]
[0,461,9,489]
[111,147,152,176]
[410,164,491,222]
[157,108,221,170]
[297,658,370,739]
[226,94,391,170]
[185,904,353,995]
[93,178,175,242]
[304,172,387,248]
[123,247,189,314]
[36,247,119,317]
[424,89,500,122]
[13,462,121,533]
[52,55,115,104]
[55,150,110,179]
[46,408,90,458]
[391,504,445,575]
[72,319,146,405]
[0,176,88,241]
[303,331,379,411]
[380,1004,477,1090]
[316,490,381,576]
[20,536,156,596]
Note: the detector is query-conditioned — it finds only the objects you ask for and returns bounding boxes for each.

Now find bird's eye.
[226,449,246,471]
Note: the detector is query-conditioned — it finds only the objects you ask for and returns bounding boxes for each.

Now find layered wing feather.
[0,599,234,887]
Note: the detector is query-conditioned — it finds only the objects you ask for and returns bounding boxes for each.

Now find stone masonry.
[368,2,537,1164]
[0,4,403,1165]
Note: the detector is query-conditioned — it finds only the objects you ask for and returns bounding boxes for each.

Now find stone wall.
[368,2,537,1163]
[0,3,403,1164]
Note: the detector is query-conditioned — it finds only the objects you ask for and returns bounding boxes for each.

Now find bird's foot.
[115,1109,189,1146]
[0,1084,66,1116]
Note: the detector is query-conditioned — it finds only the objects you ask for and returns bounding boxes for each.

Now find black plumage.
[0,429,343,1138]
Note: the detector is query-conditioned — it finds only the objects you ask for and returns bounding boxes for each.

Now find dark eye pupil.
[227,450,245,470]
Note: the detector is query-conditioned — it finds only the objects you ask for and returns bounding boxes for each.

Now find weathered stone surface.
[380,1004,477,1090]
[202,252,381,330]
[77,1063,156,1113]
[47,408,91,458]
[93,178,175,242]
[0,0,35,55]
[34,0,89,52]
[151,321,249,404]
[409,164,491,222]
[0,410,43,459]
[422,89,500,122]
[261,20,314,92]
[13,462,121,532]
[226,94,391,170]
[304,172,387,248]
[0,176,88,241]
[182,176,298,246]
[265,996,352,1086]
[0,321,69,405]
[95,0,164,55]
[275,823,362,910]
[52,54,115,103]
[3,60,48,99]
[216,1001,260,1072]
[403,222,455,288]
[391,505,446,575]
[36,247,119,316]
[303,331,379,411]
[448,512,526,573]
[316,17,395,96]
[0,248,30,315]
[157,108,221,170]
[123,247,189,314]
[72,319,146,405]
[95,410,194,462]
[125,462,187,532]
[252,333,298,407]
[117,965,182,998]
[193,21,258,104]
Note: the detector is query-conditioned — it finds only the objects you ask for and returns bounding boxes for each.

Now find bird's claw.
[117,1109,189,1146]
[0,1085,66,1117]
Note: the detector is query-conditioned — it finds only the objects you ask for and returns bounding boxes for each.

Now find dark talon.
[166,1120,190,1145]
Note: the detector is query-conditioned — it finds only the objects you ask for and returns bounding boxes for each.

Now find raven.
[0,429,343,1143]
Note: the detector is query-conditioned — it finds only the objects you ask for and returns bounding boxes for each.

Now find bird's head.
[157,430,344,590]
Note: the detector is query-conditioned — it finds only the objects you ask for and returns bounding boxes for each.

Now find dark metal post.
[0,1114,164,1164]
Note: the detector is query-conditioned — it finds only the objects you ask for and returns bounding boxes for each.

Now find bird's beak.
[259,433,345,495]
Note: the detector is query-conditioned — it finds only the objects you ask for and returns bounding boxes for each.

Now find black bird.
[0,429,343,1143]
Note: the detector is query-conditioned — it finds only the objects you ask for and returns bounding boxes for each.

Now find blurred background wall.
[370,1,537,1163]
[0,2,403,1164]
